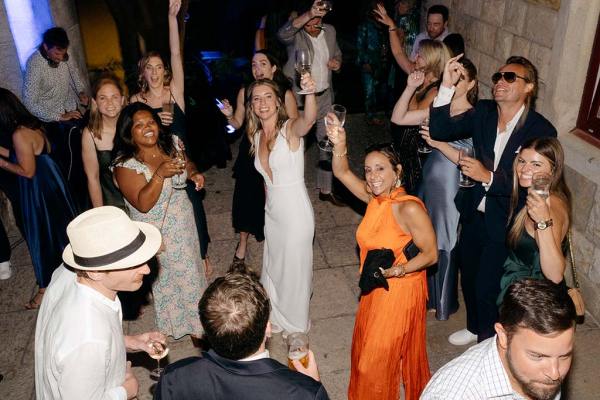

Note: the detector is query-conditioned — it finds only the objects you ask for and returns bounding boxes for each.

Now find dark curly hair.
[0,87,44,139]
[111,102,175,165]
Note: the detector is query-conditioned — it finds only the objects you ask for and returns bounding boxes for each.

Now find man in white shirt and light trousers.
[35,206,165,399]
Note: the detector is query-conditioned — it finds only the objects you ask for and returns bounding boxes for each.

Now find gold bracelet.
[332,149,347,157]
[152,171,164,181]
[393,265,406,277]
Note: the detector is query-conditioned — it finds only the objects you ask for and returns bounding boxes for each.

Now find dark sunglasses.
[491,71,530,84]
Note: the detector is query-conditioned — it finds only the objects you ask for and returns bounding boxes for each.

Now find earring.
[395,176,402,188]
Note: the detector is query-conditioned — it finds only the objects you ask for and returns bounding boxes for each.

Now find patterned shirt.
[22,50,86,122]
[421,336,561,399]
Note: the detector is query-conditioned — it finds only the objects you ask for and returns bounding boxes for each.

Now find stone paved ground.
[1,114,599,399]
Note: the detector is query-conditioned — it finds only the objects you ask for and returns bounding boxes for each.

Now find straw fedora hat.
[62,206,162,271]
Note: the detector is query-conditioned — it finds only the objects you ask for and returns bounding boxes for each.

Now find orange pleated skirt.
[348,189,431,399]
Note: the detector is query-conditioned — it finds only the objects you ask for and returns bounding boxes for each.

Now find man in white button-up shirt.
[422,279,576,400]
[35,206,165,400]
[428,56,557,346]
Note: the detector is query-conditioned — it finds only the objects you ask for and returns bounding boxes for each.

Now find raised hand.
[219,99,234,118]
[442,54,466,88]
[373,3,394,28]
[325,118,346,147]
[407,70,425,88]
[309,0,327,18]
[169,0,181,17]
[526,188,551,223]
[300,73,316,94]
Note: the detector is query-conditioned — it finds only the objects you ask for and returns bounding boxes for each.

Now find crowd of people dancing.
[0,0,584,399]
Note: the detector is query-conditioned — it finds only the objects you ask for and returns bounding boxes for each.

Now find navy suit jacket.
[154,350,329,400]
[429,100,557,241]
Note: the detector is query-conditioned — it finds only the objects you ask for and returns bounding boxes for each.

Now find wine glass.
[149,341,170,379]
[417,118,432,154]
[532,172,551,199]
[316,0,333,12]
[318,104,346,152]
[171,148,187,189]
[458,146,475,188]
[295,49,313,95]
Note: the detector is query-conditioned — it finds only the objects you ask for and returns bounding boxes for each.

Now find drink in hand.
[288,350,309,371]
[532,172,551,199]
[149,341,169,379]
[286,332,309,371]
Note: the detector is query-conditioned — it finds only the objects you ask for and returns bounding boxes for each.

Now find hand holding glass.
[532,172,551,199]
[287,333,309,371]
[149,341,169,379]
[417,118,432,154]
[318,104,346,152]
[316,0,333,12]
[171,149,187,189]
[295,49,313,95]
[458,147,475,188]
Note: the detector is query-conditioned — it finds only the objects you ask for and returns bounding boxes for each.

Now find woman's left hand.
[169,0,181,17]
[325,119,346,147]
[373,3,394,28]
[526,188,551,223]
[189,172,205,191]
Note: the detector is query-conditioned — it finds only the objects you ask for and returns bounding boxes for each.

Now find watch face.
[537,221,547,230]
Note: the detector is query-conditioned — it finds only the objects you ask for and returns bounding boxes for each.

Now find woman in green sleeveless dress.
[497,137,571,304]
[82,75,127,211]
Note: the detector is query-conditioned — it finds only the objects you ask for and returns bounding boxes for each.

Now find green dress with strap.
[497,230,567,305]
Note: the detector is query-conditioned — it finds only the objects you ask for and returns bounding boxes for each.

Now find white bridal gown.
[254,121,315,333]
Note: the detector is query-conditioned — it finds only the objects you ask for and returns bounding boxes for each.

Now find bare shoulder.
[394,199,425,217]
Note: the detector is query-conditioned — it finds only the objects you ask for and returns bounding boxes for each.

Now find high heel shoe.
[25,289,45,310]
[233,242,245,264]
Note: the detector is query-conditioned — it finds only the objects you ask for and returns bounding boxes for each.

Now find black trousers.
[457,211,508,342]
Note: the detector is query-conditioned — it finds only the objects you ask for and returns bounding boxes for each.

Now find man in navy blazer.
[428,55,557,345]
[154,271,329,400]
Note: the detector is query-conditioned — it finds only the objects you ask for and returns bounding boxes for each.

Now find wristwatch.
[534,219,553,230]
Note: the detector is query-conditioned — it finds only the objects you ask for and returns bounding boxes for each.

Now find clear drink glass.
[417,118,432,154]
[149,341,170,379]
[287,333,309,371]
[316,0,333,12]
[318,104,346,152]
[459,146,476,188]
[295,49,313,95]
[532,172,551,199]
[171,149,187,189]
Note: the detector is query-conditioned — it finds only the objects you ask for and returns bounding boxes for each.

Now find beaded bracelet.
[332,149,347,157]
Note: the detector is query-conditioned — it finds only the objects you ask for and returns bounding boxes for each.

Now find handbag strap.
[567,229,580,289]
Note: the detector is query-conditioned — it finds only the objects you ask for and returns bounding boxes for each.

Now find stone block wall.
[421,0,600,322]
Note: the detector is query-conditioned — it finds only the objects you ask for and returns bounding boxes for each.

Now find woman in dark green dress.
[498,137,571,304]
[82,75,127,211]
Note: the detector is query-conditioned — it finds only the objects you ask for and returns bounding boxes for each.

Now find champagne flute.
[458,146,475,188]
[532,172,551,199]
[318,104,346,152]
[417,118,432,154]
[149,341,170,379]
[295,49,313,95]
[171,148,187,189]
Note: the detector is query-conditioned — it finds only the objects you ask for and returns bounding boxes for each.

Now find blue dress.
[418,138,472,320]
[14,146,76,288]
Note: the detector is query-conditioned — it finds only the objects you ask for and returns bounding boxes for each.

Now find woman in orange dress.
[327,122,437,400]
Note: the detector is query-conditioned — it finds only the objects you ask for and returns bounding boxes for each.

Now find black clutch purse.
[358,241,420,295]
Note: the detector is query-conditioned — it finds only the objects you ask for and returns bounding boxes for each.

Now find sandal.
[233,242,245,263]
[203,257,213,280]
[25,289,45,310]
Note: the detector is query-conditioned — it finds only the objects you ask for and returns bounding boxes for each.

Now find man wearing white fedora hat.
[35,206,166,400]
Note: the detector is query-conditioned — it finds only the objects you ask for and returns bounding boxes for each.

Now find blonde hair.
[507,137,572,248]
[88,75,125,140]
[418,39,450,79]
[245,79,288,154]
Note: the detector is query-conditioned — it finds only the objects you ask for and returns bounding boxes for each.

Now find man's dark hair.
[499,279,577,340]
[428,4,449,22]
[199,272,271,360]
[42,27,69,49]
[443,33,465,57]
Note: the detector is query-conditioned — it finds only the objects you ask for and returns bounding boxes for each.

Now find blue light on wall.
[4,0,54,70]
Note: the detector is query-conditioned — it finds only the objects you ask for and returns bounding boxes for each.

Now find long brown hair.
[88,75,125,140]
[136,51,172,99]
[507,137,571,247]
[245,79,288,154]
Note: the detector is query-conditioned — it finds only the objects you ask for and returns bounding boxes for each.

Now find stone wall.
[421,0,600,322]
